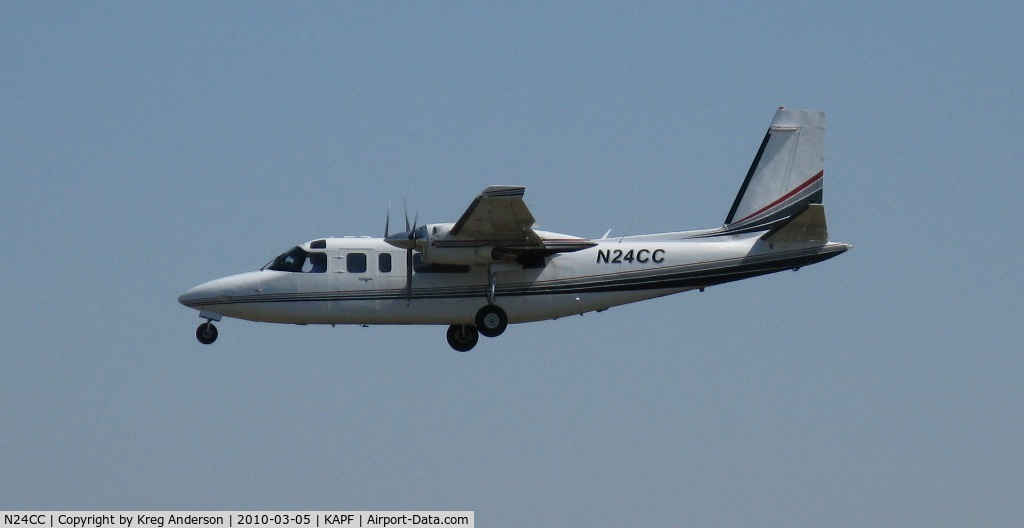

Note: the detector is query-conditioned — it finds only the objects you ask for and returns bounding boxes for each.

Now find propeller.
[405,210,418,303]
[383,205,421,304]
[383,207,419,250]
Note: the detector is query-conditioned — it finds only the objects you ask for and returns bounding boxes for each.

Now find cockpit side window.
[307,252,328,273]
[263,247,327,273]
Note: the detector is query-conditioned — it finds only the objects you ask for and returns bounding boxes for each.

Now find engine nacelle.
[415,223,528,265]
[420,244,501,266]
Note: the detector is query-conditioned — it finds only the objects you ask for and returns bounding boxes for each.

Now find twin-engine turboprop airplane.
[179,108,850,351]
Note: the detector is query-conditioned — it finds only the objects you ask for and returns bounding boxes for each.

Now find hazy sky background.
[2,2,1022,526]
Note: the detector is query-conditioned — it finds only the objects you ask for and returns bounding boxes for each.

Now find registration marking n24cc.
[596,248,665,264]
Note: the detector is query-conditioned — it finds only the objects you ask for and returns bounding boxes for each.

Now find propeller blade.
[384,202,417,250]
[406,248,413,304]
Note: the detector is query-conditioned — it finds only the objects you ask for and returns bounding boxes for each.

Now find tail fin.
[723,108,825,234]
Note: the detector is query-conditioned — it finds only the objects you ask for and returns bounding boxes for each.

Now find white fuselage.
[178,232,849,327]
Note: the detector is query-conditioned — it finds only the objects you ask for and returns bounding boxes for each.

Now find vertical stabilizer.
[724,108,825,234]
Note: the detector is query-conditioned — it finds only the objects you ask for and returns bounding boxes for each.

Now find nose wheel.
[196,322,218,344]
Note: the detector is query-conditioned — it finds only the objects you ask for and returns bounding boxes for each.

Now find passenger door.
[333,249,377,291]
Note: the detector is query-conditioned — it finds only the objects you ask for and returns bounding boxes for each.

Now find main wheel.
[475,305,508,338]
[196,322,218,345]
[446,324,479,352]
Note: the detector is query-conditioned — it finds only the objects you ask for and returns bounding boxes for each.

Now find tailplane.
[760,203,828,246]
[723,108,826,235]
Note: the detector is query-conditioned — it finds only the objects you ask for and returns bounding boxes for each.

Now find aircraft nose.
[178,281,217,307]
[178,271,262,309]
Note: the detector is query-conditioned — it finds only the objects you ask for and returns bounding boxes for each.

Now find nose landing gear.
[196,322,218,344]
[194,309,222,345]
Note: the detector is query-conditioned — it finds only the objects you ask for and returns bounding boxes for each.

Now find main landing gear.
[446,324,479,352]
[445,304,509,352]
[445,266,513,351]
[475,304,508,337]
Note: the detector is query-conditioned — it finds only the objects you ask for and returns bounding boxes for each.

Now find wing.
[449,186,543,246]
[440,186,595,260]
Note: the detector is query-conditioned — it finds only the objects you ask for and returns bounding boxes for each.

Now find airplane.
[179,108,850,352]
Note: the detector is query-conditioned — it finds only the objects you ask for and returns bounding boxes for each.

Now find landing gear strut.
[196,322,218,344]
[447,324,479,352]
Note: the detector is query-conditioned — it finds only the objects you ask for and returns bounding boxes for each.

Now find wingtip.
[482,185,526,198]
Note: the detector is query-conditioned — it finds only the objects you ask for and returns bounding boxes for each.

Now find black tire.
[446,324,479,352]
[475,305,508,338]
[196,322,218,345]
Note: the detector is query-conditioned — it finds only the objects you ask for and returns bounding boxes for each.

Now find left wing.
[438,186,595,258]
[448,186,543,246]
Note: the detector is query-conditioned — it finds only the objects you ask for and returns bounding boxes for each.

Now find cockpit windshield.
[262,246,327,273]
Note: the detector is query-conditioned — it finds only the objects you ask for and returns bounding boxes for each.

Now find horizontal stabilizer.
[760,204,828,245]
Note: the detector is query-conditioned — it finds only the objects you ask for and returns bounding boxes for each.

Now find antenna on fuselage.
[618,225,633,244]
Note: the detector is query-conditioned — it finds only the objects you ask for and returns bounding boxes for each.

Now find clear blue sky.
[2,2,1022,526]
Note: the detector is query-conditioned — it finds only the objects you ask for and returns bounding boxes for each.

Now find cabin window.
[379,253,392,273]
[347,252,367,273]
